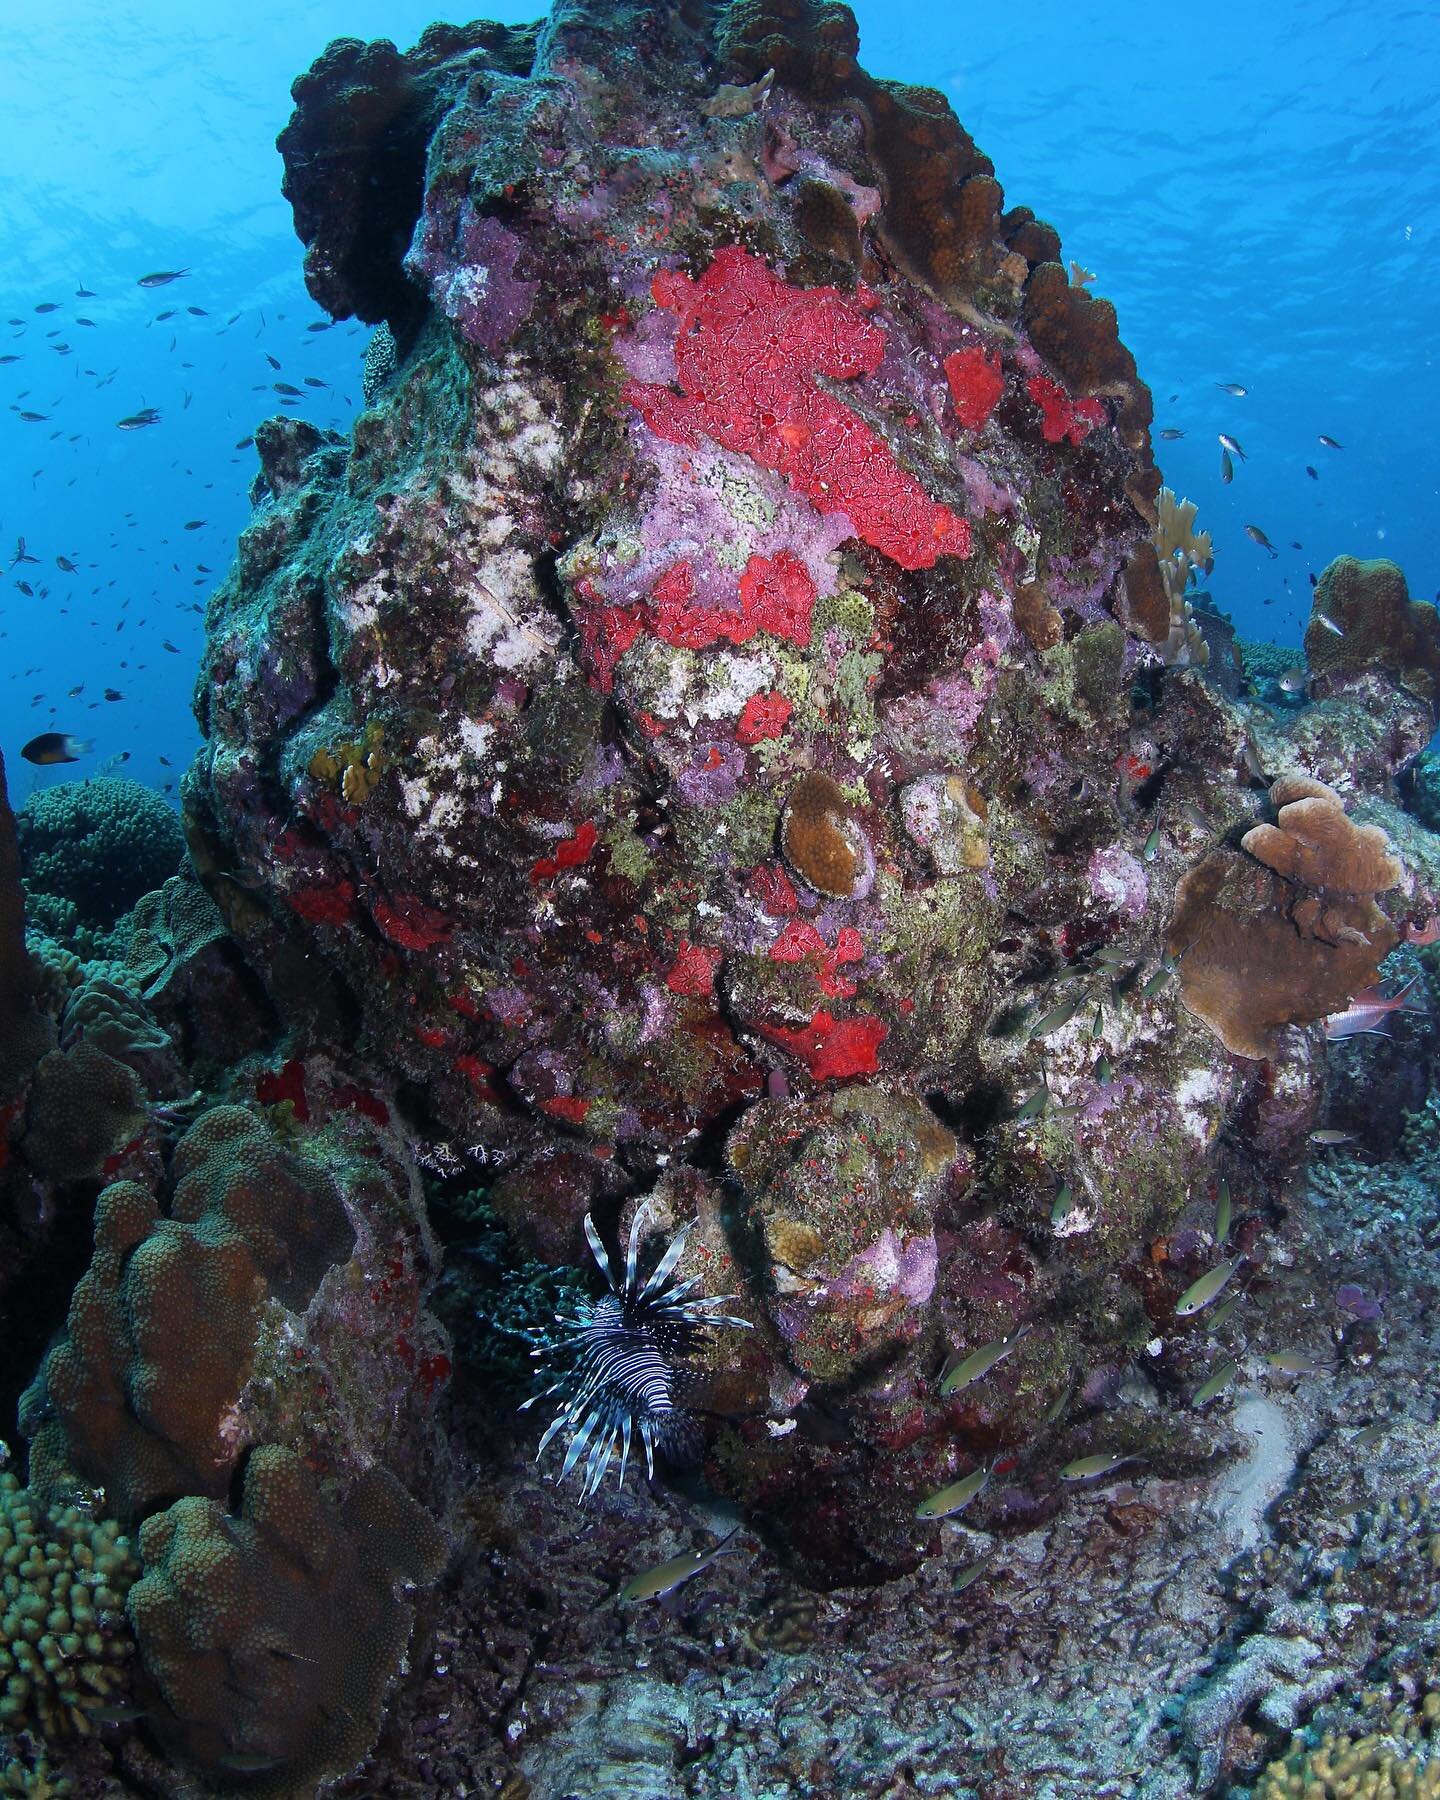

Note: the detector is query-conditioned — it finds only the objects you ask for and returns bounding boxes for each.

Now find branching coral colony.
[6,2,1440,1794]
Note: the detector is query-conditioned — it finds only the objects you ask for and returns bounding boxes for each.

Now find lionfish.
[522,1203,751,1498]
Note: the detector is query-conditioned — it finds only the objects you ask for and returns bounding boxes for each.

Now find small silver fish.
[1207,1289,1245,1332]
[1093,1054,1113,1086]
[1215,1176,1232,1245]
[1059,1452,1135,1482]
[1318,434,1343,449]
[1277,666,1308,696]
[1142,824,1161,862]
[941,1327,1032,1395]
[137,268,190,287]
[1263,1349,1329,1375]
[1175,1254,1245,1317]
[1159,428,1185,440]
[1218,433,1247,460]
[1220,447,1234,484]
[1309,1128,1356,1147]
[618,1527,742,1603]
[1245,524,1278,557]
[1305,464,1319,479]
[1069,261,1097,287]
[1007,1085,1049,1123]
[916,1463,991,1519]
[1139,965,1173,999]
[1028,991,1086,1040]
[1215,382,1248,396]
[1193,1358,1238,1406]
[1312,610,1345,637]
[952,1549,998,1592]
[1050,1183,1075,1227]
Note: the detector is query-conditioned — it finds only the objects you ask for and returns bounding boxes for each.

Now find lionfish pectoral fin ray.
[617,1411,633,1489]
[641,1220,693,1300]
[582,1424,617,1497]
[625,1198,655,1295]
[641,1415,658,1481]
[559,1407,601,1481]
[583,1213,616,1290]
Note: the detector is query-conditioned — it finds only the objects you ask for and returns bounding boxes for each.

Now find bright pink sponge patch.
[626,247,971,571]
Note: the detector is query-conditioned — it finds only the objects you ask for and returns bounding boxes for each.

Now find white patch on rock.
[399,775,430,821]
[1174,1065,1222,1147]
[1203,1391,1297,1552]
[462,547,561,673]
[459,718,494,760]
[1053,1202,1095,1238]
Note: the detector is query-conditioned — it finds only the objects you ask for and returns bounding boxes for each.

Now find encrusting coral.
[18,1041,148,1186]
[1242,774,1404,895]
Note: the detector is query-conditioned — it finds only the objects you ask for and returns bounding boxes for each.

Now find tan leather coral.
[1166,775,1404,1060]
[1241,777,1403,895]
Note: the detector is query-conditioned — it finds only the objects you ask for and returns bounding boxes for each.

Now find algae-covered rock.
[173,0,1440,1577]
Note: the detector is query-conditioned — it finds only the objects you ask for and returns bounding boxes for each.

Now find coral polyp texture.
[169,0,1440,1600]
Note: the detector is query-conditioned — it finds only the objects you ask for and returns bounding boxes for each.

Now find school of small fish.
[2,266,358,794]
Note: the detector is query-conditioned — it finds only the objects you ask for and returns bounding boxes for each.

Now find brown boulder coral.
[1305,554,1440,708]
[1167,776,1403,1060]
[128,1444,446,1794]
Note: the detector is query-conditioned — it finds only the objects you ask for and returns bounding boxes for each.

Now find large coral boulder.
[181,0,1425,1578]
[129,1444,446,1793]
[1305,554,1440,710]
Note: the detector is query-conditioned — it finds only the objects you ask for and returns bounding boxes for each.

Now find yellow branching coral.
[1153,486,1212,668]
[0,1472,138,1740]
[1255,1728,1440,1798]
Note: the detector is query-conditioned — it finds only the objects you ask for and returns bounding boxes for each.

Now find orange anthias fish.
[1324,974,1426,1040]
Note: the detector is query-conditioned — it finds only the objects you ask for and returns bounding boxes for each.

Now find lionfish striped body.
[523,1204,750,1498]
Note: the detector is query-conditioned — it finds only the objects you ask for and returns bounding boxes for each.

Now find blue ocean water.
[1,0,1436,800]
